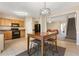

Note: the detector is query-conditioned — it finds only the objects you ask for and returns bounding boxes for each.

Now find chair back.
[47,29,59,34]
[46,29,59,40]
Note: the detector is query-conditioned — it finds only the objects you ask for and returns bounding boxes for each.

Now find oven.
[11,23,20,39]
[12,30,20,39]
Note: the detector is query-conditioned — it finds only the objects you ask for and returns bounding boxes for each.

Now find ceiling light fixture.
[14,11,28,16]
[40,2,51,16]
[48,20,52,23]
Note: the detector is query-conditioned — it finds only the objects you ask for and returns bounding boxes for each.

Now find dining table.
[27,32,58,56]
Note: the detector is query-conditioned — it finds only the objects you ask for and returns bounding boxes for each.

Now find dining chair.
[47,35,58,52]
[30,39,41,48]
[46,29,59,54]
[30,33,41,55]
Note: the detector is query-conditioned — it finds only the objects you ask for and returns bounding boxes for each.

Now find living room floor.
[0,38,79,56]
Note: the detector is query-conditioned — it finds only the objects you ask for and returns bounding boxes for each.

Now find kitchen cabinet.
[11,19,18,24]
[4,19,11,26]
[4,31,12,40]
[19,20,24,27]
[0,33,4,52]
[4,30,25,39]
[0,18,24,27]
[0,18,11,26]
[11,19,24,27]
[0,18,4,26]
[20,30,25,38]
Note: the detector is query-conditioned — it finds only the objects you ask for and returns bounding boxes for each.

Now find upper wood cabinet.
[4,19,11,26]
[0,18,11,26]
[11,19,19,23]
[0,18,24,27]
[0,18,5,26]
[19,20,24,27]
[11,19,24,27]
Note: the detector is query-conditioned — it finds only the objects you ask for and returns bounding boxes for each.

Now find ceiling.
[0,2,79,19]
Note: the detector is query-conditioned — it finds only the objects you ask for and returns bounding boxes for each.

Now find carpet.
[17,43,66,56]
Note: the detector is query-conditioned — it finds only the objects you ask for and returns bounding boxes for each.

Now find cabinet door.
[19,20,24,27]
[4,31,12,40]
[0,19,2,25]
[5,19,11,26]
[11,19,17,23]
[0,18,11,26]
[20,30,25,38]
[11,19,24,27]
[0,19,5,26]
[11,20,20,25]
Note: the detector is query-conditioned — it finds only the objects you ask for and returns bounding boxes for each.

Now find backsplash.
[0,26,25,30]
[19,27,25,30]
[0,27,11,30]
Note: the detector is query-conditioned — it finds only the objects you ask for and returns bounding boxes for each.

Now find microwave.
[11,23,19,27]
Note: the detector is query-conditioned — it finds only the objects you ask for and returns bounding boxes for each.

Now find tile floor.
[0,37,79,56]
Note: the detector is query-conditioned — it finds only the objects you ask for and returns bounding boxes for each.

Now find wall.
[47,22,61,30]
[25,17,33,38]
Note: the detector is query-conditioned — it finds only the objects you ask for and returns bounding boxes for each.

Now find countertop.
[0,29,25,31]
[0,27,25,31]
[0,31,4,34]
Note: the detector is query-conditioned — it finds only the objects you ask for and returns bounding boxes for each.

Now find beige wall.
[47,22,61,30]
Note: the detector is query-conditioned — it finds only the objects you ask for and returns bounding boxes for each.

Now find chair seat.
[47,38,56,41]
[31,39,41,45]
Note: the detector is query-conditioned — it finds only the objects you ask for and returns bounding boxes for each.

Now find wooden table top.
[28,32,58,40]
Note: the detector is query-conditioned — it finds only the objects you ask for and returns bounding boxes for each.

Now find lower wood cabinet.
[20,30,25,38]
[0,18,11,26]
[4,30,25,40]
[4,31,12,40]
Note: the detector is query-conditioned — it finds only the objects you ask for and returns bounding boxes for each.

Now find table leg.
[27,35,30,55]
[41,37,44,56]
